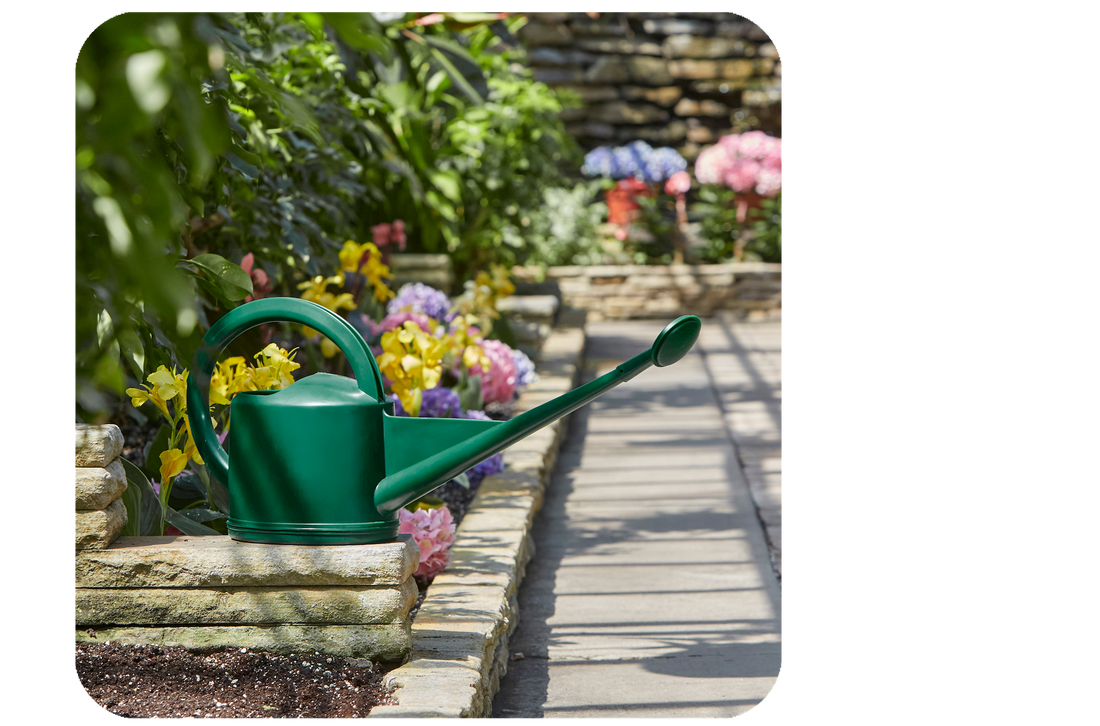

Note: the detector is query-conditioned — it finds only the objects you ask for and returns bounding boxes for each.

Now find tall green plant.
[76,14,247,420]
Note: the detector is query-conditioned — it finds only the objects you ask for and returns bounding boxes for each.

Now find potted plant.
[582,141,688,225]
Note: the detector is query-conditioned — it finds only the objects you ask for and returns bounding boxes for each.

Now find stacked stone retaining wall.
[517,12,780,160]
[541,262,780,320]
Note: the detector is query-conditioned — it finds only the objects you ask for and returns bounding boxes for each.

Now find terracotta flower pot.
[605,178,652,225]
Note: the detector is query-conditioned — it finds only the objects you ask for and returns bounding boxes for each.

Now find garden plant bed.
[73,310,586,719]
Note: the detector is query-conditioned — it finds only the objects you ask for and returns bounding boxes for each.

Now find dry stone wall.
[518,12,781,160]
[75,424,128,549]
[526,263,781,321]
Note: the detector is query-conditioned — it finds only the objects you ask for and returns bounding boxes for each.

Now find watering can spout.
[373,315,702,514]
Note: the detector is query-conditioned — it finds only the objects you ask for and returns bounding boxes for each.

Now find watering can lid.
[239,372,379,405]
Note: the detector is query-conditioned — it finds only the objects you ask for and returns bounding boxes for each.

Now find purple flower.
[512,348,537,391]
[387,283,454,322]
[467,451,504,488]
[392,386,463,418]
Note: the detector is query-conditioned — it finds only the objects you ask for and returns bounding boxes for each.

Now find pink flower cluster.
[398,506,456,579]
[474,339,518,404]
[694,131,781,196]
[364,311,435,336]
[664,170,691,195]
[372,220,407,250]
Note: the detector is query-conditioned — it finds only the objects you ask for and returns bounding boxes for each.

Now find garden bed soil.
[76,642,394,718]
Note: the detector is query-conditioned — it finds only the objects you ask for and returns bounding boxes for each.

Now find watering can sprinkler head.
[186,298,700,545]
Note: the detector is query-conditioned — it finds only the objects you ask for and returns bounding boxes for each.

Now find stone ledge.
[75,623,412,663]
[75,534,418,588]
[371,318,586,717]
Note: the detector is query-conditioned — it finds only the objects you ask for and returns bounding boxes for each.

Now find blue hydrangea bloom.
[644,146,688,182]
[387,283,453,322]
[581,146,616,178]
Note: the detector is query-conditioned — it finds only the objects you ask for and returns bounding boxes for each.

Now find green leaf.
[429,170,462,204]
[181,253,253,302]
[451,471,471,490]
[169,471,205,500]
[324,13,393,57]
[425,46,483,104]
[165,506,221,535]
[225,152,259,180]
[454,370,483,413]
[120,457,164,536]
[175,507,228,524]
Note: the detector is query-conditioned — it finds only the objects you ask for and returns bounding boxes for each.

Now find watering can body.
[187,297,700,545]
[225,374,393,544]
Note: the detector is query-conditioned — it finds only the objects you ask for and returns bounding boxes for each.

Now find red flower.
[240,253,272,302]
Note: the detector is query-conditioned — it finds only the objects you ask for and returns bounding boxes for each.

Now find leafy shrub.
[76,12,586,420]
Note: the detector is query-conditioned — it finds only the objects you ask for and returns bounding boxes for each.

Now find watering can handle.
[185,298,385,487]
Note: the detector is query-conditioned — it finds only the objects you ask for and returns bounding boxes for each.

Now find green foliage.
[76,14,241,419]
[692,185,782,263]
[634,195,679,265]
[76,12,585,421]
[747,192,782,263]
[693,185,742,262]
[515,180,608,268]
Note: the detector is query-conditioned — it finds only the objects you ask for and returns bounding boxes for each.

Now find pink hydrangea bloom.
[665,170,691,195]
[398,506,456,579]
[379,311,435,334]
[694,132,781,196]
[473,339,518,404]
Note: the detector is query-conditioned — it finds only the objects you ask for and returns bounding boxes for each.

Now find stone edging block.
[370,316,586,718]
[75,424,124,467]
[76,459,127,511]
[76,499,128,550]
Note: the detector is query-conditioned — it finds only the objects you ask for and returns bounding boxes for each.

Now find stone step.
[76,580,418,627]
[75,623,411,664]
[75,534,418,588]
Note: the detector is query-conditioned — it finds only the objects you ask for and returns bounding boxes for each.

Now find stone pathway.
[492,315,782,718]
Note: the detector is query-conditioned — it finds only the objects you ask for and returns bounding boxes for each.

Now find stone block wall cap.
[495,295,560,317]
[388,253,453,268]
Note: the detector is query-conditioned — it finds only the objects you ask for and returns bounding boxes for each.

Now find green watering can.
[187,297,700,545]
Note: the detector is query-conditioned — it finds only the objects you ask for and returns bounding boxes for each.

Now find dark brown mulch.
[76,642,395,718]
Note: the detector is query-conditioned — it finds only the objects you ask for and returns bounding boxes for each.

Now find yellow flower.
[297,274,356,339]
[125,385,169,420]
[210,356,248,406]
[377,321,446,417]
[159,448,189,487]
[339,240,373,273]
[252,344,301,388]
[444,314,491,372]
[180,413,209,466]
[126,365,186,419]
[338,239,395,302]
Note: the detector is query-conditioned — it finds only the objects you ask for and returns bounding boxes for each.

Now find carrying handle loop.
[185,298,385,486]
